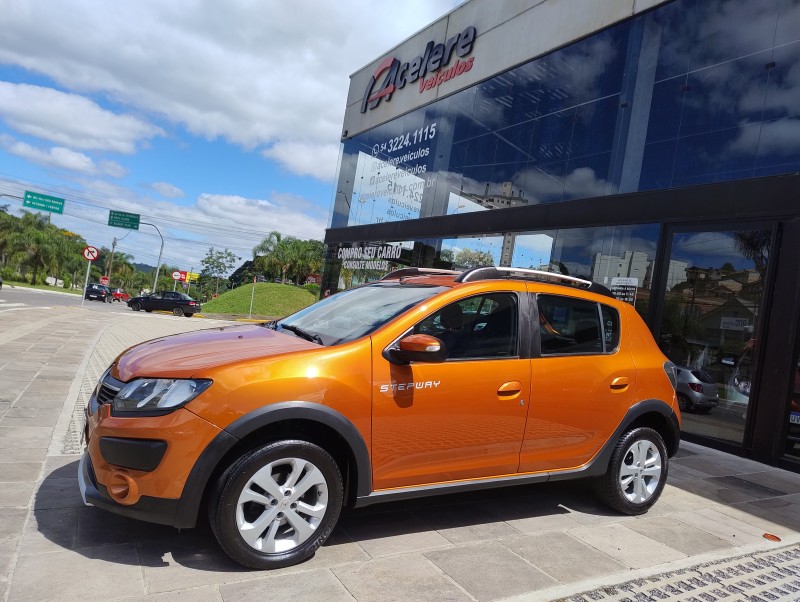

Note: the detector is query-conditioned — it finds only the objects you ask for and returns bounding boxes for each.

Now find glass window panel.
[763,42,800,121]
[516,160,566,204]
[672,123,760,187]
[640,139,678,191]
[776,0,800,46]
[538,295,603,356]
[783,320,800,459]
[651,0,696,81]
[646,77,687,144]
[571,96,620,157]
[563,153,612,202]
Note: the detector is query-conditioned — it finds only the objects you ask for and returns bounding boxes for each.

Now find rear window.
[692,370,715,384]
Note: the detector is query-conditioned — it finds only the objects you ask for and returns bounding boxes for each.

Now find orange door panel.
[371,358,530,490]
[520,350,636,473]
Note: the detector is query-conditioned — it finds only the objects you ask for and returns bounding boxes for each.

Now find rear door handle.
[497,381,522,398]
[610,376,629,391]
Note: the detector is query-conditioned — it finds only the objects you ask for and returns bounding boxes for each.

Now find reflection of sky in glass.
[672,231,754,270]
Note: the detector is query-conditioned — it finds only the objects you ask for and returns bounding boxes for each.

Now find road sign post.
[23,191,65,214]
[81,246,99,309]
[108,210,140,230]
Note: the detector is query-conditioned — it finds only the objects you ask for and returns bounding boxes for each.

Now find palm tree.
[8,213,59,284]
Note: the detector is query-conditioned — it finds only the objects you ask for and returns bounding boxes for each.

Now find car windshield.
[276,283,448,346]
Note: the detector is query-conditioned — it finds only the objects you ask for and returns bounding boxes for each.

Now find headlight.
[113,378,212,413]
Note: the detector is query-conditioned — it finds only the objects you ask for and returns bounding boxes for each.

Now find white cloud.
[1,135,127,177]
[0,82,163,154]
[0,0,459,180]
[730,117,800,157]
[262,141,341,181]
[150,182,185,198]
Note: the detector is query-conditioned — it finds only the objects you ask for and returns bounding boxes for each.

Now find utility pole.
[106,237,117,278]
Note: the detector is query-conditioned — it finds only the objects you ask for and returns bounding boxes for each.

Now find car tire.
[209,440,343,570]
[173,307,184,316]
[145,309,152,313]
[184,313,193,317]
[594,427,668,515]
[130,302,141,311]
[677,394,693,412]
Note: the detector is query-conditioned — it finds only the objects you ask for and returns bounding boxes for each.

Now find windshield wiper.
[262,320,277,330]
[280,324,323,345]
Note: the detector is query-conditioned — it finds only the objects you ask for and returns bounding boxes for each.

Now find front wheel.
[130,302,141,311]
[209,440,343,570]
[595,427,668,515]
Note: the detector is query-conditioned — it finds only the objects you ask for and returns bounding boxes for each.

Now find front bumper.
[78,450,180,526]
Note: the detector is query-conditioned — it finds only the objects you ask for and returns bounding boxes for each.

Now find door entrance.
[656,226,771,447]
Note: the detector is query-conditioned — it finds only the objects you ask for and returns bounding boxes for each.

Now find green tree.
[8,212,59,284]
[454,248,494,268]
[201,247,238,294]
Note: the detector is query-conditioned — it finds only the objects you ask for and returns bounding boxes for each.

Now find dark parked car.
[127,291,201,317]
[85,283,112,302]
[676,366,719,413]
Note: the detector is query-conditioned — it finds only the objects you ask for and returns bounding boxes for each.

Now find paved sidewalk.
[3,307,800,601]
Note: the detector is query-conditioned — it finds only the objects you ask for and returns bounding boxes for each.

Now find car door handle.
[610,376,629,391]
[497,381,522,398]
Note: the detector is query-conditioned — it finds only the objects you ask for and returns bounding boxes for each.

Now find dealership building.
[322,0,800,469]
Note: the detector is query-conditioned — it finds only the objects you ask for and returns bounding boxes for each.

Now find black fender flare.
[549,398,680,482]
[173,401,371,528]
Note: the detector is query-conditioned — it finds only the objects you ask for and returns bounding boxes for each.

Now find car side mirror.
[384,334,446,365]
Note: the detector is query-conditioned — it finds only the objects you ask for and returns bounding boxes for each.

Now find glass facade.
[324,0,800,465]
[331,0,800,231]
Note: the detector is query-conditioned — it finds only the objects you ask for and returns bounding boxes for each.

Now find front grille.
[97,373,124,405]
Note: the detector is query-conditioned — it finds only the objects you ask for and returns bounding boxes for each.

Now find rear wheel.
[677,394,692,412]
[173,306,184,316]
[209,440,343,569]
[595,427,667,515]
[130,302,141,311]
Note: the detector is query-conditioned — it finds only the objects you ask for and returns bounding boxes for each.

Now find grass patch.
[202,283,317,318]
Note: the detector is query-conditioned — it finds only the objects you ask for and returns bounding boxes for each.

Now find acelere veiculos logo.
[361,26,477,113]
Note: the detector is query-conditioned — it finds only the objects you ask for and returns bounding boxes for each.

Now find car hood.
[114,324,320,381]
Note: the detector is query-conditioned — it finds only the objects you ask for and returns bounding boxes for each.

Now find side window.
[165,292,180,300]
[414,293,519,360]
[150,292,163,299]
[601,304,621,352]
[538,295,604,356]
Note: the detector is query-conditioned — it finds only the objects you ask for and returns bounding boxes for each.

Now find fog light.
[106,469,140,505]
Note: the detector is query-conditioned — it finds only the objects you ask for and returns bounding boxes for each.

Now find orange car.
[79,266,680,569]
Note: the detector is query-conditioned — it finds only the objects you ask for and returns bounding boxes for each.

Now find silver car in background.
[676,367,719,413]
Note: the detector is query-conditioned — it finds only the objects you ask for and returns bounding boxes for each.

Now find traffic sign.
[171,270,184,281]
[82,246,99,261]
[99,276,110,285]
[108,210,140,230]
[23,191,65,214]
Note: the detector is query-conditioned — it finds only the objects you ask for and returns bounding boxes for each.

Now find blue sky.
[0,0,461,271]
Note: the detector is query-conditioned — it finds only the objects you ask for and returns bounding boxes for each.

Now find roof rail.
[379,267,462,281]
[455,267,615,298]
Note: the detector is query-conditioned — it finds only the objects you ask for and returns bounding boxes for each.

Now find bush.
[302,283,320,297]
[63,275,72,289]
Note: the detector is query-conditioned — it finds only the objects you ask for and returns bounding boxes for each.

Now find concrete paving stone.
[0,437,50,449]
[12,397,65,409]
[0,481,35,507]
[742,495,800,530]
[333,554,471,602]
[0,507,28,539]
[477,492,583,534]
[77,506,184,548]
[673,507,769,545]
[0,447,47,463]
[124,586,223,602]
[0,461,42,482]
[338,510,451,558]
[671,476,763,505]
[42,455,80,479]
[138,536,256,594]
[666,463,719,482]
[33,477,84,510]
[502,530,627,584]
[720,501,800,537]
[0,401,10,413]
[19,507,78,556]
[0,416,60,428]
[0,426,53,440]
[567,523,686,569]
[735,470,800,495]
[426,540,557,601]
[625,515,734,556]
[671,456,740,477]
[264,528,371,577]
[413,502,521,545]
[658,484,724,511]
[2,408,62,421]
[219,568,355,601]
[706,474,787,499]
[0,536,18,576]
[0,365,41,375]
[8,543,145,602]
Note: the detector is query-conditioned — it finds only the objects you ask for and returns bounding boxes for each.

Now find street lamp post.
[140,222,164,292]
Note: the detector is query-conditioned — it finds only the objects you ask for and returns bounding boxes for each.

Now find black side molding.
[99,437,167,472]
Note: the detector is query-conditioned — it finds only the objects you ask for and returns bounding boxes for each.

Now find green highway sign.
[23,191,65,214]
[108,210,140,230]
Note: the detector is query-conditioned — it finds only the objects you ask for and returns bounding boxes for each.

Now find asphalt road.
[0,285,131,313]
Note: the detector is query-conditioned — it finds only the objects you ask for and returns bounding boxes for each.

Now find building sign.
[720,317,750,331]
[337,244,403,272]
[361,26,477,112]
[610,277,638,304]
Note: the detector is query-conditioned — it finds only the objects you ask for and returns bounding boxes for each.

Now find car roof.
[377,266,615,299]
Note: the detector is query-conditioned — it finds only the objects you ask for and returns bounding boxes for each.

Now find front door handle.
[497,381,522,398]
[610,376,629,391]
